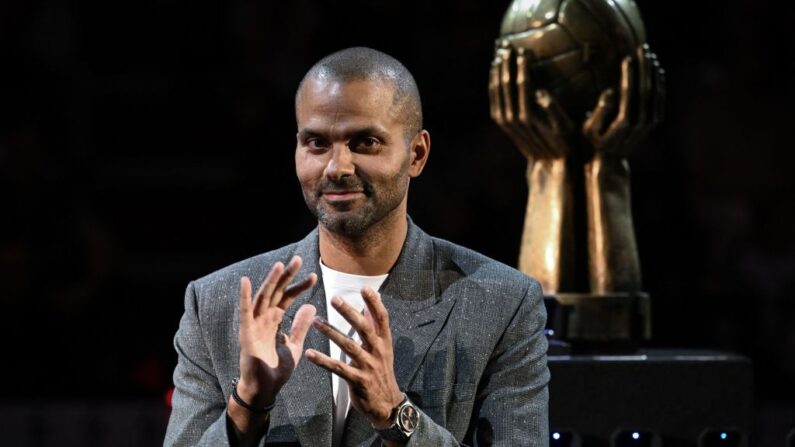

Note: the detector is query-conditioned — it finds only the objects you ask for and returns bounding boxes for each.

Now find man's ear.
[408,130,430,178]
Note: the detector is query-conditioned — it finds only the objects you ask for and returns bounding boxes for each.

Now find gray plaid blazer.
[164,221,549,446]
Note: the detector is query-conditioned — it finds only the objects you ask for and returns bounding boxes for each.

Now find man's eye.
[352,137,380,151]
[307,139,327,150]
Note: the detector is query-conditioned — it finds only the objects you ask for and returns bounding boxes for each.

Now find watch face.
[397,404,419,433]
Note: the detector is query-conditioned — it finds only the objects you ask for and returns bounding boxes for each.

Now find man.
[164,47,549,447]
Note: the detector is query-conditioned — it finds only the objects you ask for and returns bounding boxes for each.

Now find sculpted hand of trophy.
[490,42,574,160]
[583,44,665,157]
[490,41,665,159]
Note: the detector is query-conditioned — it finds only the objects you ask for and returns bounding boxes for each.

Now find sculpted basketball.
[497,0,647,120]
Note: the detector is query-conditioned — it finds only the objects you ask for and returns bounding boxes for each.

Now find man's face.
[295,78,422,237]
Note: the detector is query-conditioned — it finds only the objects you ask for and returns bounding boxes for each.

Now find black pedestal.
[548,350,752,446]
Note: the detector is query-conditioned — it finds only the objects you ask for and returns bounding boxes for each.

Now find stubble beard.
[303,170,409,239]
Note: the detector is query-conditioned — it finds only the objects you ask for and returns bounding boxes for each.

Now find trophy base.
[547,350,752,445]
[544,292,651,352]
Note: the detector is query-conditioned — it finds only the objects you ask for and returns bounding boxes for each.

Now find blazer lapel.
[278,229,334,447]
[380,221,457,391]
[340,222,457,446]
[277,221,457,446]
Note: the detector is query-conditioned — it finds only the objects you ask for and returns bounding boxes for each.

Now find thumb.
[288,304,317,347]
[584,88,615,142]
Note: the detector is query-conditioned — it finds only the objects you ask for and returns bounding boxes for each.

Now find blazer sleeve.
[164,281,236,447]
[406,279,550,447]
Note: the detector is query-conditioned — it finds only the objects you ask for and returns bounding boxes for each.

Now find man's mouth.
[321,190,364,202]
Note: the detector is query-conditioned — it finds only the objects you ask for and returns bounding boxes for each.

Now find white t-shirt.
[319,260,388,446]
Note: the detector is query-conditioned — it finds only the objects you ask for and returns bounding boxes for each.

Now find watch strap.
[375,394,420,442]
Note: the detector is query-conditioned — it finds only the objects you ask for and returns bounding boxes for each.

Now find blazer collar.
[379,221,457,390]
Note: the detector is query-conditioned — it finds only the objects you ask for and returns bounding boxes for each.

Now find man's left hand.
[305,286,404,428]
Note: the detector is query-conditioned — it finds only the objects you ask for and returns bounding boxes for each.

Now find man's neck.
[318,211,408,276]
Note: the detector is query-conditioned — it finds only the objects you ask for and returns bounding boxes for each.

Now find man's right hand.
[228,255,317,444]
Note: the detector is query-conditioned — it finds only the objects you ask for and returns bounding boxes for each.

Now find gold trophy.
[490,0,664,347]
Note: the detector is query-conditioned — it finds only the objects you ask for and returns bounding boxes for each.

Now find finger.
[489,57,505,126]
[288,303,317,346]
[534,89,573,157]
[277,272,318,312]
[498,47,515,124]
[516,50,553,158]
[616,56,634,126]
[270,256,303,309]
[305,349,361,383]
[280,272,317,300]
[624,46,654,150]
[361,287,390,338]
[530,90,561,155]
[536,90,572,133]
[239,276,253,325]
[515,48,530,126]
[311,317,368,364]
[490,57,518,140]
[635,45,651,129]
[253,262,284,315]
[360,307,380,352]
[632,46,667,149]
[583,88,615,145]
[601,57,633,150]
[331,296,376,342]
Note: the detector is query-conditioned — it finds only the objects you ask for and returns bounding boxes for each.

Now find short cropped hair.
[296,47,423,138]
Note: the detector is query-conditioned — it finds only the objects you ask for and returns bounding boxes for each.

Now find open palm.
[236,256,317,407]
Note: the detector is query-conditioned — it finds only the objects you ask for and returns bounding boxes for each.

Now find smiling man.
[164,47,550,447]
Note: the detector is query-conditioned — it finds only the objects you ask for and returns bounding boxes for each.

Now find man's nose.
[324,144,355,180]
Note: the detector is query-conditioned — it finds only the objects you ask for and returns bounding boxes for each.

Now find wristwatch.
[375,394,420,442]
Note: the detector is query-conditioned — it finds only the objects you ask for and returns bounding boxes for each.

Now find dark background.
[2,0,793,443]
